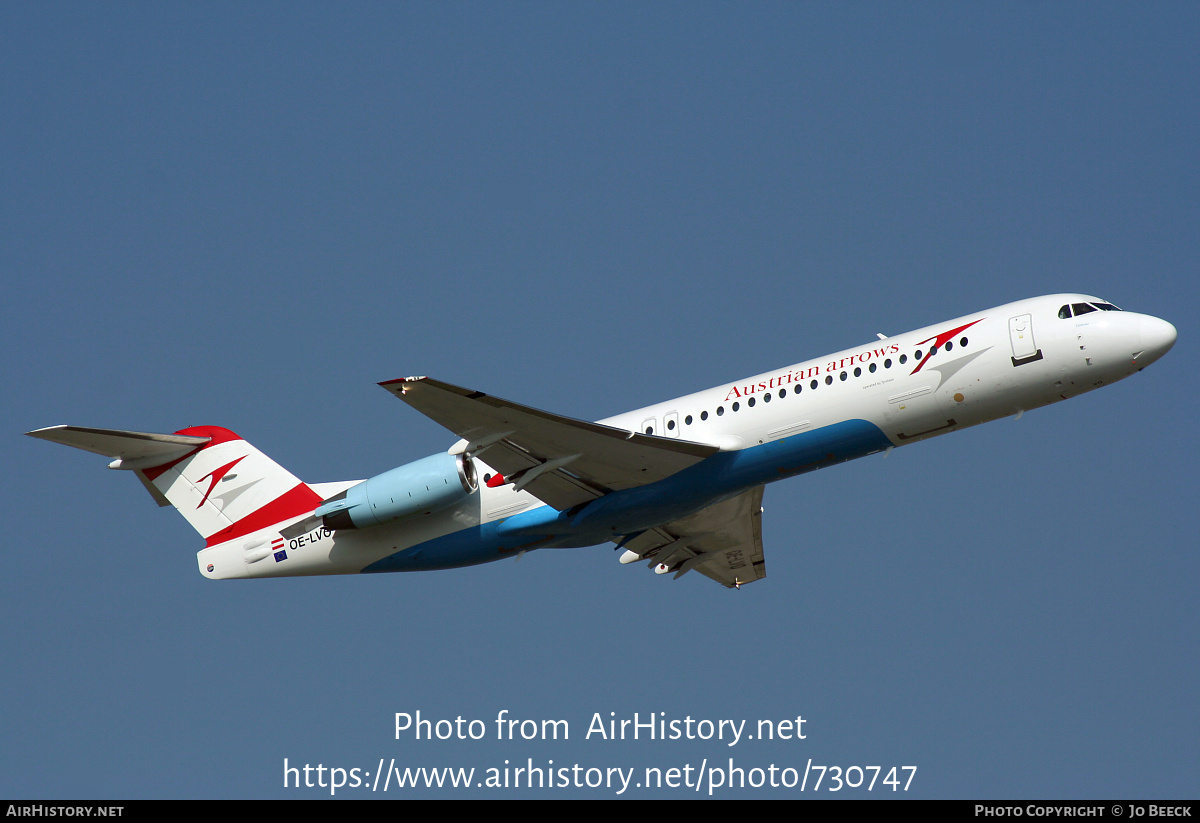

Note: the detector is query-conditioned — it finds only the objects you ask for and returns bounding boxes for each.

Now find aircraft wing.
[380,377,719,512]
[618,485,767,589]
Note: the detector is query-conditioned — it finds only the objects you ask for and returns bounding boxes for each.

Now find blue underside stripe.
[362,418,890,574]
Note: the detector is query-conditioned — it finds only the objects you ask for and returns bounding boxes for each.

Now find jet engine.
[315,452,478,531]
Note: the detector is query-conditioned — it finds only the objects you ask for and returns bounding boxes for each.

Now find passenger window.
[732,402,740,412]
[854,367,861,377]
[747,397,755,407]
[794,385,802,394]
[825,375,833,385]
[701,410,708,421]
[810,380,818,390]
[779,389,786,399]
[869,363,877,373]
[763,392,771,403]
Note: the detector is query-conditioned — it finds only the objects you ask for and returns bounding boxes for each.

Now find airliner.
[28,294,1175,589]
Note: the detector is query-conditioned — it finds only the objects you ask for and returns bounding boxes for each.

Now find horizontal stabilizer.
[26,425,210,466]
[28,424,322,543]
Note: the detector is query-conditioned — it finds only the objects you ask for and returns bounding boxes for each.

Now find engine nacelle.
[316,452,478,531]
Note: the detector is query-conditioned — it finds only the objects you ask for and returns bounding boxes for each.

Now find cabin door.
[1008,314,1043,366]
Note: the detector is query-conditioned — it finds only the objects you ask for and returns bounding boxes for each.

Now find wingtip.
[25,425,68,439]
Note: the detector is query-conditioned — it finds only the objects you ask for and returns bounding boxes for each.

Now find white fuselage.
[198,294,1175,580]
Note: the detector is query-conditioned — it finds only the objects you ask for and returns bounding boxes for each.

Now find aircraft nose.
[1137,315,1177,366]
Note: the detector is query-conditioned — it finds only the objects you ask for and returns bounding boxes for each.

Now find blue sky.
[2,2,1196,798]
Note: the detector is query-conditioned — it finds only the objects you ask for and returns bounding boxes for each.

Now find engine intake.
[316,452,478,531]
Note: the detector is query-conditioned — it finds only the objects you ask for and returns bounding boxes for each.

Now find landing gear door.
[1009,314,1043,366]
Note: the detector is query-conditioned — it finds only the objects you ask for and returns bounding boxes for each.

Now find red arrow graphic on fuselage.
[910,319,984,374]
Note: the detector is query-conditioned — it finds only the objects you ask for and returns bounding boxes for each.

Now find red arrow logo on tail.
[196,456,247,509]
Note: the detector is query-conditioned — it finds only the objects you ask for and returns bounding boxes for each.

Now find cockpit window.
[1059,305,1071,319]
[1072,303,1097,316]
[1093,301,1121,311]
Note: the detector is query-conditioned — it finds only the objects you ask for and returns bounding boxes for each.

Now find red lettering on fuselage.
[721,343,900,401]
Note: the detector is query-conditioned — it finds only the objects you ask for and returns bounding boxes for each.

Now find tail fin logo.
[197,456,247,509]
